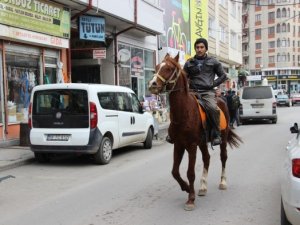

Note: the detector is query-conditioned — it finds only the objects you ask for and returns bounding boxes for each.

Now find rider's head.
[194,38,208,57]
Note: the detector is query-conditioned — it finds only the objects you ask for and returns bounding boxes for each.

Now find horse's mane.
[165,56,189,93]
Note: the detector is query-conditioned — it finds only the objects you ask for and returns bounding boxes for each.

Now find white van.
[29,83,155,164]
[239,85,277,124]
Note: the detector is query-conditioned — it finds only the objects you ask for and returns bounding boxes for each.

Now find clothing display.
[7,66,38,122]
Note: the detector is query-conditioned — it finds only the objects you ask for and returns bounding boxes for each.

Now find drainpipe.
[114,0,137,85]
[68,0,93,82]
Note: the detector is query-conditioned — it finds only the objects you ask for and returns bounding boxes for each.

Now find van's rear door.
[242,86,274,116]
[30,89,90,145]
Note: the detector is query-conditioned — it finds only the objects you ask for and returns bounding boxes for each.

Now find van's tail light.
[272,102,277,114]
[90,102,98,129]
[28,103,32,129]
[239,104,243,115]
[292,159,300,178]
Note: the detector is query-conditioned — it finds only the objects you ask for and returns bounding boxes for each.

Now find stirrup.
[166,135,174,144]
[212,136,222,146]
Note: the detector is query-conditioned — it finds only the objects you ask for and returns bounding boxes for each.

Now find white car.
[281,123,300,225]
[29,83,156,165]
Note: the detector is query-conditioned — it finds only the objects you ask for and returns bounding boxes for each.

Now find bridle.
[153,62,181,93]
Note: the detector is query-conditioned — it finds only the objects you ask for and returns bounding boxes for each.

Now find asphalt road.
[0,106,299,225]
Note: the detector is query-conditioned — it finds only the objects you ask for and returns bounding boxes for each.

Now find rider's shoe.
[212,135,222,146]
[166,135,174,144]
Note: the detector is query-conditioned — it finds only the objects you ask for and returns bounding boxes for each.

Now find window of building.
[256,57,262,64]
[220,25,226,43]
[255,29,261,36]
[256,43,262,49]
[255,14,261,22]
[208,17,216,38]
[269,41,275,48]
[268,26,275,35]
[269,56,275,63]
[277,8,281,18]
[277,23,281,33]
[282,8,287,17]
[231,1,236,17]
[255,0,261,6]
[230,31,237,49]
[277,53,281,62]
[277,38,281,47]
[282,38,287,47]
[282,23,287,32]
[268,12,275,20]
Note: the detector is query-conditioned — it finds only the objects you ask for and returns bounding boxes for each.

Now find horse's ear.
[174,52,179,62]
[165,53,170,59]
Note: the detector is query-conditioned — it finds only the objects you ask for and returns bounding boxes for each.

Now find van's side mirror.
[290,123,299,134]
[139,104,144,113]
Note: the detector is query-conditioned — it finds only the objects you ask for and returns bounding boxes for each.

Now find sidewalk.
[0,122,169,172]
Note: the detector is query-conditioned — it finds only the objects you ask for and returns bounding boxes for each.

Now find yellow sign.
[190,0,208,56]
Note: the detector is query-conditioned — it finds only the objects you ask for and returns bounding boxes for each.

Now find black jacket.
[183,55,227,91]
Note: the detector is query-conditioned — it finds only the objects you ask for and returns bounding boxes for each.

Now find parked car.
[280,123,300,225]
[29,83,156,165]
[291,93,300,106]
[276,94,291,107]
[238,85,277,124]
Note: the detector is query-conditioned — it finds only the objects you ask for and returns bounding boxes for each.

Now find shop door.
[71,65,101,83]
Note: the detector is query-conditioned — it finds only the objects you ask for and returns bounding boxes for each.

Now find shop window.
[119,67,131,88]
[0,52,3,124]
[6,53,39,123]
[44,57,57,84]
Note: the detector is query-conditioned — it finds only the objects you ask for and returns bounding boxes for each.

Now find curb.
[0,157,35,173]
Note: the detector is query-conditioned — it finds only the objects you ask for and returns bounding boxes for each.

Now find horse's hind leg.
[171,145,190,193]
[198,143,210,196]
[219,140,228,190]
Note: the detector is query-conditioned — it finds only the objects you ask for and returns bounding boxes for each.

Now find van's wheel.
[34,152,50,163]
[272,119,277,124]
[281,198,292,225]
[94,137,112,165]
[143,128,153,149]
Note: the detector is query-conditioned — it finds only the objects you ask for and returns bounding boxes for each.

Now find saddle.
[193,95,227,131]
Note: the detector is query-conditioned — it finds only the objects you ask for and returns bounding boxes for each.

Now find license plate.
[47,134,70,141]
[251,104,264,108]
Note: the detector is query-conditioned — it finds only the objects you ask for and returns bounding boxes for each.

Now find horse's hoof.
[219,183,227,190]
[184,203,195,211]
[198,189,207,196]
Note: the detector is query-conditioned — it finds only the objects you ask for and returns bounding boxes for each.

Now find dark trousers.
[197,91,220,136]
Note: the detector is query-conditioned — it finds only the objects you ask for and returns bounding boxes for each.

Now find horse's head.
[148,53,181,94]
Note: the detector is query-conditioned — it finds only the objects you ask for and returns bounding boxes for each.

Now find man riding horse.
[167,38,227,146]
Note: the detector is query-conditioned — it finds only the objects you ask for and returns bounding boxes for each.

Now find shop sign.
[93,49,106,59]
[0,0,70,38]
[246,75,261,81]
[0,24,69,48]
[79,16,105,42]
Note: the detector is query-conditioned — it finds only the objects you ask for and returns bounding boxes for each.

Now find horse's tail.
[227,128,243,148]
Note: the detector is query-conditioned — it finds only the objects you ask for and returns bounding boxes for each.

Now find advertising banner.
[79,15,105,42]
[0,0,70,38]
[190,0,208,56]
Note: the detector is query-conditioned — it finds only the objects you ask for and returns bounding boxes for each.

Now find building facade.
[242,0,300,93]
[0,0,164,146]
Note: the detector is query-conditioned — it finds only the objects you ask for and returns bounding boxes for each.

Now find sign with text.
[0,0,70,38]
[93,49,106,59]
[79,15,105,42]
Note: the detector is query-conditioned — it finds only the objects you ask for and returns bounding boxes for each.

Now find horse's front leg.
[219,141,228,190]
[184,145,197,211]
[198,143,210,196]
[171,144,190,193]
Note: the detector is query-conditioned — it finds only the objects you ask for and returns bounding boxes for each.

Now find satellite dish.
[118,48,131,62]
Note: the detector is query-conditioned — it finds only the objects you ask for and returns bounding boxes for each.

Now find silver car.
[281,123,300,225]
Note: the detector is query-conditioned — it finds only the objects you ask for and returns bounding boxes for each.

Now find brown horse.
[148,53,242,211]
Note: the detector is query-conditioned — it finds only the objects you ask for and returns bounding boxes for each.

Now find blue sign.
[79,16,105,42]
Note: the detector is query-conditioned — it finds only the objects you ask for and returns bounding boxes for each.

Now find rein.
[153,66,183,93]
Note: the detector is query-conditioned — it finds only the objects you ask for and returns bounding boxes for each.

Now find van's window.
[130,93,142,113]
[98,92,132,112]
[242,87,273,99]
[98,92,117,110]
[32,89,89,128]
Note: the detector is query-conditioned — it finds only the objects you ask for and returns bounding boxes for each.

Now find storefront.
[0,0,70,146]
